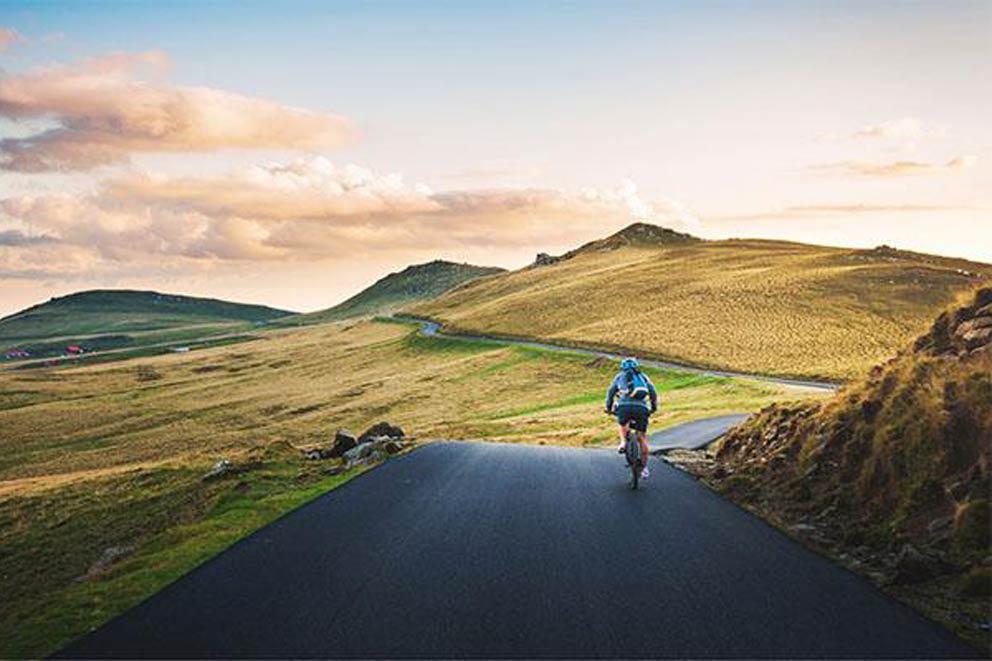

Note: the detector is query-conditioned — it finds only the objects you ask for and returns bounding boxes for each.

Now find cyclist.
[605,357,658,479]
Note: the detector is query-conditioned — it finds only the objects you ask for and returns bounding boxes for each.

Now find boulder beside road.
[358,422,405,444]
[343,436,408,468]
[304,422,409,465]
[326,429,358,458]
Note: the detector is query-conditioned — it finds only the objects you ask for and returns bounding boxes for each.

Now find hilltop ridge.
[570,222,700,254]
[284,260,505,325]
[533,222,699,266]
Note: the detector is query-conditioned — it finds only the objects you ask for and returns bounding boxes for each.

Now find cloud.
[809,155,978,177]
[0,157,696,273]
[0,52,354,171]
[851,117,947,141]
[0,27,21,52]
[708,203,983,222]
[0,229,58,246]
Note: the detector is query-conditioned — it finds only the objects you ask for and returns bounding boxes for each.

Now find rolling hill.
[411,223,989,381]
[702,287,991,646]
[0,290,293,358]
[283,260,504,325]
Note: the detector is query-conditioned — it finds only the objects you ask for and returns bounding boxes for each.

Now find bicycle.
[608,410,645,490]
[623,424,644,490]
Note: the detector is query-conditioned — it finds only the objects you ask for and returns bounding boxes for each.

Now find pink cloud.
[809,155,978,177]
[0,52,354,171]
[1,157,696,270]
[851,117,947,141]
[0,27,21,52]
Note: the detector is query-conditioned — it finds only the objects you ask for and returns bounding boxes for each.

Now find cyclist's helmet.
[620,357,640,371]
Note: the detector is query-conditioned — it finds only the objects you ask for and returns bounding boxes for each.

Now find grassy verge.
[0,444,369,657]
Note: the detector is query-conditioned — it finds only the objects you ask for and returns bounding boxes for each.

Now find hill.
[697,288,991,646]
[566,221,700,256]
[0,290,292,359]
[412,223,989,380]
[285,260,504,324]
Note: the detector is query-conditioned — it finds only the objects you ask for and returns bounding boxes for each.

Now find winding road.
[62,437,975,658]
[409,318,839,392]
[648,413,749,451]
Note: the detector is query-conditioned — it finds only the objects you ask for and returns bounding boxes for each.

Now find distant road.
[406,317,839,392]
[62,441,974,658]
[649,413,749,451]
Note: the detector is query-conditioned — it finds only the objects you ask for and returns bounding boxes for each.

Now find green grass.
[489,390,606,419]
[0,450,369,658]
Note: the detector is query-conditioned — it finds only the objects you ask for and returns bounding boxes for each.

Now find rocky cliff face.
[692,288,991,644]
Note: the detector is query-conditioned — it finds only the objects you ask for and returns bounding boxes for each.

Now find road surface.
[408,317,838,392]
[649,413,749,451]
[61,442,975,658]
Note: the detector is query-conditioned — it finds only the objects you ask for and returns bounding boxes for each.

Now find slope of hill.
[412,223,989,380]
[0,290,292,342]
[285,260,504,325]
[0,290,293,360]
[696,288,990,646]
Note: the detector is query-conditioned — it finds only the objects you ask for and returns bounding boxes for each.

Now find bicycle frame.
[624,426,643,489]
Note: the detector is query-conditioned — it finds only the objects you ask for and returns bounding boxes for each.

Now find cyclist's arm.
[645,374,659,413]
[605,380,618,412]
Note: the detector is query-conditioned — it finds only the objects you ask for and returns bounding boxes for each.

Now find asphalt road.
[648,414,749,451]
[410,318,838,392]
[61,442,976,659]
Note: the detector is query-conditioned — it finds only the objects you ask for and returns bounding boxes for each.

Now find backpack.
[624,369,649,401]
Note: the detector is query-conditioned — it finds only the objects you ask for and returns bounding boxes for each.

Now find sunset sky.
[1,1,989,316]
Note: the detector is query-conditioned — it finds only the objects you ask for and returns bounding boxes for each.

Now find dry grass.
[0,319,810,485]
[413,239,989,381]
[0,319,820,656]
[704,287,992,648]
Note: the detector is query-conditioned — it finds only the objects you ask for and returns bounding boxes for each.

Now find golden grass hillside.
[413,233,989,381]
[0,319,818,657]
[701,288,991,646]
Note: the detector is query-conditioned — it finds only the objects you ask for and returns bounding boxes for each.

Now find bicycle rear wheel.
[626,429,641,489]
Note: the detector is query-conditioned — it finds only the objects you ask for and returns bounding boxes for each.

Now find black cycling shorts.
[616,404,650,432]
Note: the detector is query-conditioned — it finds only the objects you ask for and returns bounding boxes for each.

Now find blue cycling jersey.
[605,369,658,411]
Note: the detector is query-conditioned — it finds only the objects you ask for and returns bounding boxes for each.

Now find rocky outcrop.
[343,436,407,468]
[529,223,701,268]
[358,421,404,444]
[566,222,700,257]
[533,252,561,267]
[304,422,409,466]
[914,288,992,355]
[327,429,358,458]
[203,459,234,480]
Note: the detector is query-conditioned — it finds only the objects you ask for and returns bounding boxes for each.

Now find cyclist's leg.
[637,409,650,469]
[617,421,629,451]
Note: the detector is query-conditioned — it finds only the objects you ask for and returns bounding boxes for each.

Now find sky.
[0,0,990,316]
